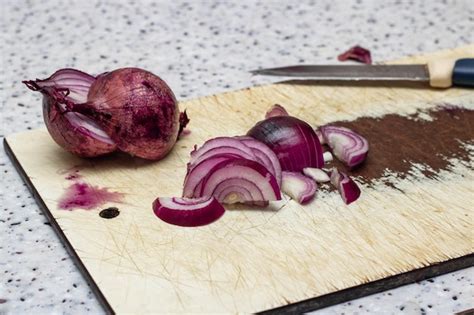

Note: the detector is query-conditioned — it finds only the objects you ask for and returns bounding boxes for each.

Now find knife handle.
[428,58,474,88]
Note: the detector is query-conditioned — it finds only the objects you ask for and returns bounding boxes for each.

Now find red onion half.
[247,116,324,172]
[319,125,369,168]
[153,196,225,227]
[23,69,116,157]
[281,171,317,204]
[72,68,182,160]
[330,168,361,205]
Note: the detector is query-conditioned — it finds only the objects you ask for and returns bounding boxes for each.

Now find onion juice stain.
[327,105,473,183]
[58,182,123,210]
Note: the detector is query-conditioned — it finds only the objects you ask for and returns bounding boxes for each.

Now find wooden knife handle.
[428,58,474,88]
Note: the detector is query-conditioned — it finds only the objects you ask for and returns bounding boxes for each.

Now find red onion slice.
[153,196,225,227]
[337,46,372,64]
[265,104,289,119]
[330,168,361,205]
[190,146,256,167]
[190,137,255,165]
[303,167,330,183]
[281,171,317,204]
[319,125,369,168]
[196,158,281,204]
[236,136,282,185]
[183,154,239,198]
[213,179,262,203]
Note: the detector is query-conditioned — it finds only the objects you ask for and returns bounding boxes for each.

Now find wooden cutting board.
[5,45,474,314]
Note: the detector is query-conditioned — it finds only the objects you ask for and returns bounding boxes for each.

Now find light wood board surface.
[5,45,474,314]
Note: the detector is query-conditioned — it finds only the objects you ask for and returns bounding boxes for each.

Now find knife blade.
[250,65,429,81]
[250,58,474,88]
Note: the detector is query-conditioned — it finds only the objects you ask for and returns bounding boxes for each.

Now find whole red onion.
[76,68,180,160]
[24,68,186,160]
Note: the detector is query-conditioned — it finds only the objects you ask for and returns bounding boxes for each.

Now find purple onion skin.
[247,116,324,172]
[42,95,116,157]
[81,68,180,160]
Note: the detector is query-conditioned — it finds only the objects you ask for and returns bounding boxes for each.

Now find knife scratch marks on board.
[234,266,243,289]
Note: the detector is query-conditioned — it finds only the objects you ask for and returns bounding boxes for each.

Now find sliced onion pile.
[319,125,369,168]
[152,104,368,227]
[184,136,282,203]
[154,136,283,227]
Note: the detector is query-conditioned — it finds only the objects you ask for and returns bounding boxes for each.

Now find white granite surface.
[1,0,473,314]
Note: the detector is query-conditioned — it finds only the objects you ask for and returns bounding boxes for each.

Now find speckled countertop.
[1,0,473,314]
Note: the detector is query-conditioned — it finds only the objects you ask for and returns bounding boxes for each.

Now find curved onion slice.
[265,104,289,119]
[330,168,361,205]
[189,137,255,165]
[153,196,225,227]
[195,158,281,204]
[303,167,330,183]
[247,116,324,172]
[319,125,368,168]
[281,171,317,204]
[237,136,282,185]
[183,154,239,198]
[188,136,282,185]
[190,145,256,167]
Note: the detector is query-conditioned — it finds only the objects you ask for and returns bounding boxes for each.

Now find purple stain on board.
[58,182,123,210]
[58,165,83,180]
[65,171,81,180]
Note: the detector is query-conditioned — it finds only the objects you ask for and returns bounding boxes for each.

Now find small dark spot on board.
[0,299,7,304]
[99,207,120,219]
[452,295,458,300]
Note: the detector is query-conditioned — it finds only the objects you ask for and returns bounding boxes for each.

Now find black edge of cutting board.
[4,137,473,314]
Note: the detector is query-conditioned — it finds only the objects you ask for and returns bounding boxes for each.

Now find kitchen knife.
[250,58,474,88]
